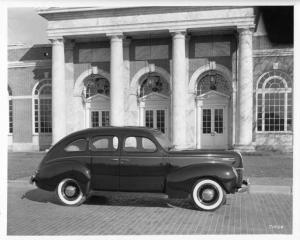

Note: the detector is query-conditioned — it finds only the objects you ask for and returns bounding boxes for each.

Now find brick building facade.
[7,6,293,152]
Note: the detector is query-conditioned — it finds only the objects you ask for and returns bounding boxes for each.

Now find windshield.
[154,132,173,151]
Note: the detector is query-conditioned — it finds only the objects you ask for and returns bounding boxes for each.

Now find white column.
[51,38,66,145]
[196,100,202,149]
[107,33,124,126]
[139,101,145,126]
[171,30,186,149]
[236,28,254,149]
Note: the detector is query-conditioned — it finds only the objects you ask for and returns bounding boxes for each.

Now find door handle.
[111,158,119,161]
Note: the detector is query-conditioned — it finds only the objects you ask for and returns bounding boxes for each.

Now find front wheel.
[191,179,225,211]
[56,178,86,206]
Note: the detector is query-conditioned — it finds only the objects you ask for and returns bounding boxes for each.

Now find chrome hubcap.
[65,185,77,197]
[202,189,215,201]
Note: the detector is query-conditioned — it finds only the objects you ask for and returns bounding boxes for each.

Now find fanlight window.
[140,74,169,97]
[256,70,292,132]
[197,71,231,95]
[84,75,110,98]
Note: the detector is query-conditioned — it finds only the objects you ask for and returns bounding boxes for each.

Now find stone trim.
[43,8,255,38]
[8,60,52,68]
[253,48,293,57]
[8,44,52,49]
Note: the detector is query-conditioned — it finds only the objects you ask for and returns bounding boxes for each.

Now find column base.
[234,143,256,152]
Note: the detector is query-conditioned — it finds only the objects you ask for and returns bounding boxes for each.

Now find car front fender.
[166,163,237,198]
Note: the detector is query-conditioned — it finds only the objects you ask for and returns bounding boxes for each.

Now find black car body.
[31,127,248,210]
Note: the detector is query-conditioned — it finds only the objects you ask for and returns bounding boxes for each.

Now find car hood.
[167,149,244,168]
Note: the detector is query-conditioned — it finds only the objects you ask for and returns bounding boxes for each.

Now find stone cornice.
[8,44,51,50]
[8,60,52,69]
[253,48,294,57]
[44,7,255,38]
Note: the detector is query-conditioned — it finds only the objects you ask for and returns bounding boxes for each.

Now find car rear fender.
[166,163,237,197]
[37,160,91,194]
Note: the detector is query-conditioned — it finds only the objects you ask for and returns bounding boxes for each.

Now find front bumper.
[237,178,250,193]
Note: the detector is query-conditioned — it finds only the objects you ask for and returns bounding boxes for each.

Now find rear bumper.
[237,178,250,193]
[29,171,37,185]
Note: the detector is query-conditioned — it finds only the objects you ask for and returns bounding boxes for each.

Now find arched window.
[197,70,231,95]
[256,70,292,132]
[8,86,13,134]
[139,73,170,97]
[33,80,52,133]
[84,75,110,98]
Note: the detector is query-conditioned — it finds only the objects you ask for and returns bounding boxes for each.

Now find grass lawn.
[7,152,45,180]
[7,151,293,180]
[242,151,293,178]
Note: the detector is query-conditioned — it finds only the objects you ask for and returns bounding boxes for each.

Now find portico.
[40,7,256,151]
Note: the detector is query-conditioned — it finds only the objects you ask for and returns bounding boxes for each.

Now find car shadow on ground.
[22,188,60,205]
[85,195,195,210]
[22,188,195,210]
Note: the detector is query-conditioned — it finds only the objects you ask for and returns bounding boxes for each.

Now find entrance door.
[145,109,168,135]
[201,106,227,149]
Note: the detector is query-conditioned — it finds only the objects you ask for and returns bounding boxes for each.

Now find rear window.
[64,139,87,152]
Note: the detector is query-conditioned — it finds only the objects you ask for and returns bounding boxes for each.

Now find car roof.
[63,126,161,139]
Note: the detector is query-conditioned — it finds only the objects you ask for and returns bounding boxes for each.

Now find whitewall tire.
[192,179,225,211]
[56,178,86,206]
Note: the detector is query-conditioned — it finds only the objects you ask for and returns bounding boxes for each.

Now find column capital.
[106,32,124,39]
[237,27,254,36]
[49,37,64,45]
[169,29,187,37]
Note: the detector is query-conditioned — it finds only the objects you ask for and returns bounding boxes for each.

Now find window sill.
[255,131,293,135]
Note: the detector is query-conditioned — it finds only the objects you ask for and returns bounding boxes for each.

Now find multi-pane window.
[156,110,165,133]
[202,109,211,134]
[256,70,292,132]
[145,110,154,128]
[214,109,223,133]
[91,111,110,127]
[8,86,13,134]
[145,110,166,133]
[33,80,52,133]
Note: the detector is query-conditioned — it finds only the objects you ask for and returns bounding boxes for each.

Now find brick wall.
[13,99,32,143]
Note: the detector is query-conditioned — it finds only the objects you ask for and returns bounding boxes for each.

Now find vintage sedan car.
[30,126,248,211]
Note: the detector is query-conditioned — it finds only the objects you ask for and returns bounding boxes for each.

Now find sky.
[8,8,49,45]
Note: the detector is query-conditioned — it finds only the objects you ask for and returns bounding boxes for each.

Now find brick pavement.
[7,181,292,235]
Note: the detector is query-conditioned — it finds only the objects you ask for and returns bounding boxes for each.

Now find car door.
[119,135,166,192]
[90,135,120,190]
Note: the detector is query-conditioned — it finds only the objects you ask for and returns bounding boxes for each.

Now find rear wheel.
[56,178,86,206]
[191,179,225,211]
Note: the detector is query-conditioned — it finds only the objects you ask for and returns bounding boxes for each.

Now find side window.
[91,136,119,151]
[124,136,157,152]
[64,139,87,152]
[142,138,157,152]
